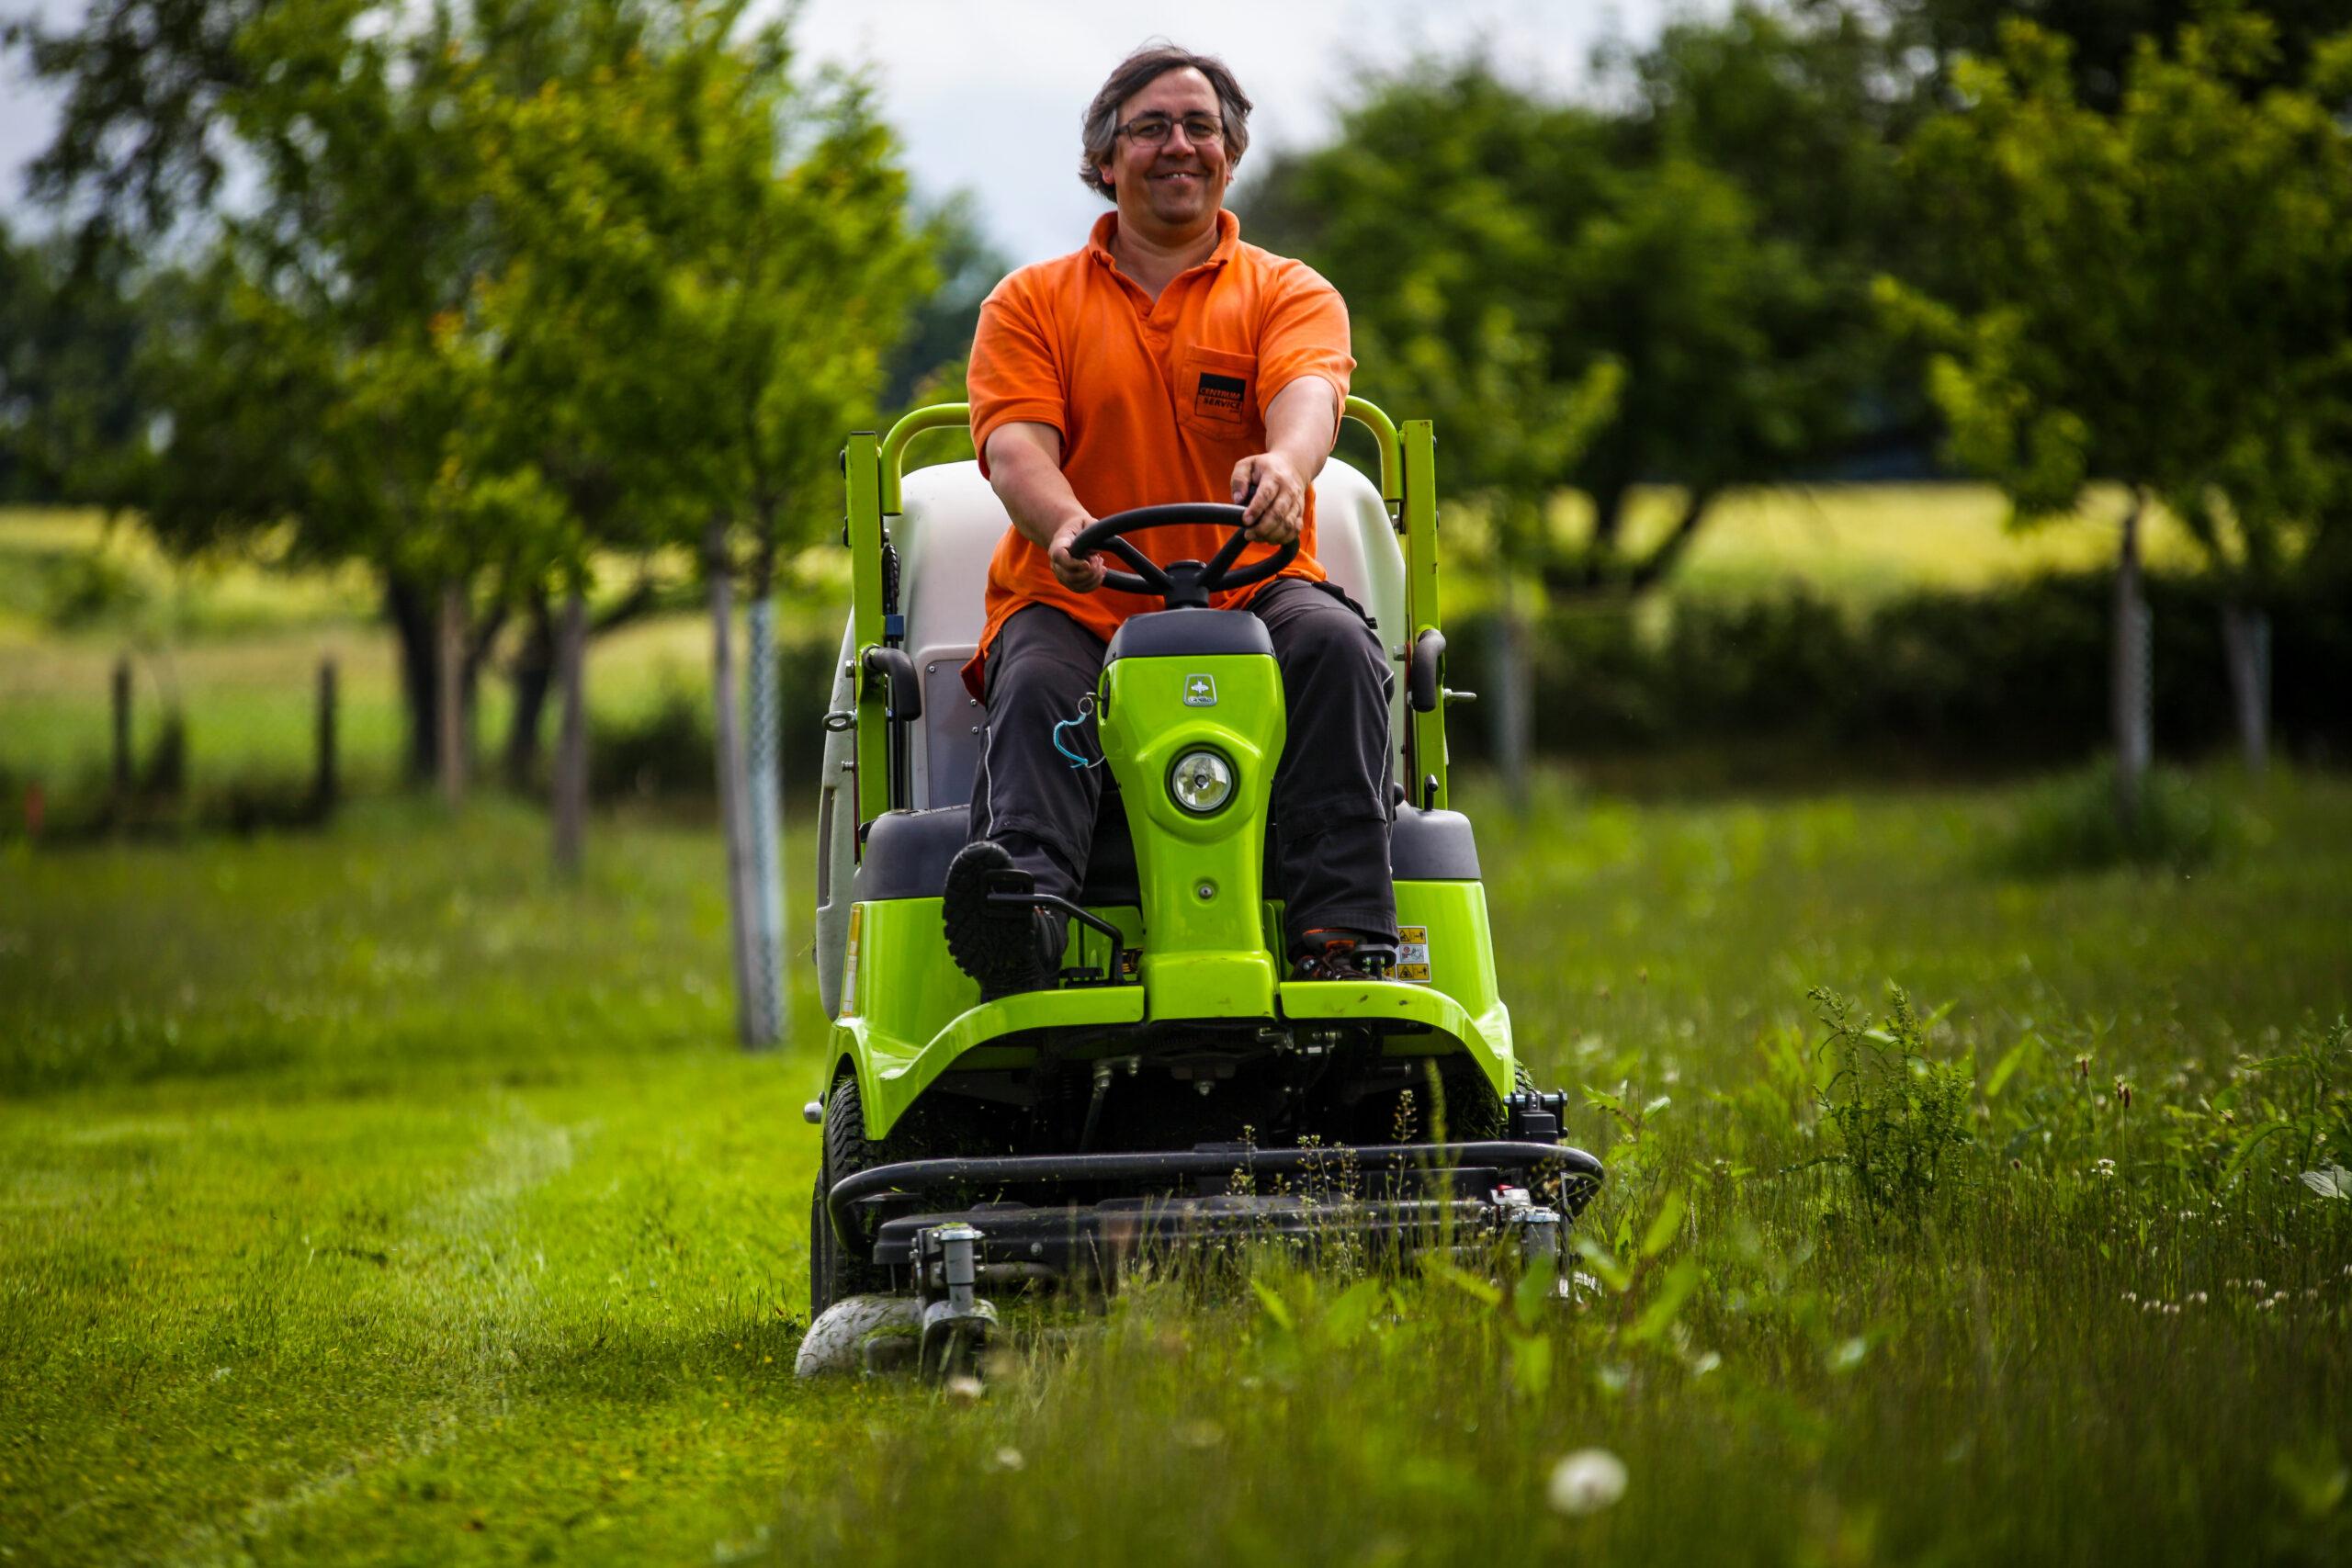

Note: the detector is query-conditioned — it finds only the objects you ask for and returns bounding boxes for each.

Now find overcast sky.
[2,0,1722,264]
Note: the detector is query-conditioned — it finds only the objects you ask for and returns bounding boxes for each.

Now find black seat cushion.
[852,795,1477,906]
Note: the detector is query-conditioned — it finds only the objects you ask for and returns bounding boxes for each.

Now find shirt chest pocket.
[1173,344,1259,441]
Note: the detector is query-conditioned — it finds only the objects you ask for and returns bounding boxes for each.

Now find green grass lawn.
[4,773,2347,1564]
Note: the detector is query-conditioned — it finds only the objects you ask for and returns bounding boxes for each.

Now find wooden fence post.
[314,658,339,816]
[112,658,133,795]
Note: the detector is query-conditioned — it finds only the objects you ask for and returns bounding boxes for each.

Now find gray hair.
[1078,43,1253,201]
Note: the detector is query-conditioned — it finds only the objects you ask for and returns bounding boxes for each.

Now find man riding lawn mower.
[797,46,1599,1377]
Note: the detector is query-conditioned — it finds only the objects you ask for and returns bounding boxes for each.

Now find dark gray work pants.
[968,579,1397,952]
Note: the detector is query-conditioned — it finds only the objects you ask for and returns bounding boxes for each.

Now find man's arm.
[1232,376,1340,544]
[985,422,1105,593]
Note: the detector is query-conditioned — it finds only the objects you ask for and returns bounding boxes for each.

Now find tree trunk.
[111,657,132,795]
[386,575,439,784]
[707,524,764,1049]
[1628,486,1718,592]
[437,581,468,808]
[505,591,557,791]
[552,591,588,878]
[744,589,786,1048]
[1590,483,1630,556]
[313,658,338,817]
[2111,494,2153,824]
[2219,602,2269,779]
[1487,571,1531,816]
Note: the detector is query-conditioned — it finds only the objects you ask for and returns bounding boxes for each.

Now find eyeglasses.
[1114,112,1225,148]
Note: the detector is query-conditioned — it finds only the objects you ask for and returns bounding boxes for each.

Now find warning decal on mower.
[1395,925,1431,983]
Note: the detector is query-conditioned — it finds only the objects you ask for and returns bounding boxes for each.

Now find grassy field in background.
[0,483,2199,798]
[4,773,2348,1564]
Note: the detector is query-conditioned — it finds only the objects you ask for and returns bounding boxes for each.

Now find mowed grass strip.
[2,774,2348,1563]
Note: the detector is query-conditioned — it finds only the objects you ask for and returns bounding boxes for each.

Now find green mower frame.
[805,398,1597,1373]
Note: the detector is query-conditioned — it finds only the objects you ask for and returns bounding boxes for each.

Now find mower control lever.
[1070,502,1300,610]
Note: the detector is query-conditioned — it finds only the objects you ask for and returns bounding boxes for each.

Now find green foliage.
[1251,4,1924,590]
[0,223,151,505]
[8,0,935,784]
[1996,760,2234,874]
[1440,564,2352,769]
[589,681,713,804]
[1812,985,1973,1225]
[1897,0,2352,107]
[1883,6,2352,588]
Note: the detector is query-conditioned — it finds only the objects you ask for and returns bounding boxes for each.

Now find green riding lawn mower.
[797,397,1600,1378]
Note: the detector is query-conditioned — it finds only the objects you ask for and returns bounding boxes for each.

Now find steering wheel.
[1069,502,1300,611]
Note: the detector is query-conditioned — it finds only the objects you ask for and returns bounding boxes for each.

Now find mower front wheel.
[810,1072,889,1316]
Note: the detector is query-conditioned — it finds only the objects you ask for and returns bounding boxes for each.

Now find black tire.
[810,1072,888,1315]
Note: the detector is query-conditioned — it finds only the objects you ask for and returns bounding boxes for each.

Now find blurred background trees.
[5,0,2349,841]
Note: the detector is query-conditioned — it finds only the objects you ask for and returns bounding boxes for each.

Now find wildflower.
[2121,1291,2138,1303]
[1547,1450,1629,1517]
[943,1375,985,1405]
[2189,1292,2208,1304]
[1175,1420,1224,1451]
[2094,1158,2117,1179]
[988,1447,1024,1472]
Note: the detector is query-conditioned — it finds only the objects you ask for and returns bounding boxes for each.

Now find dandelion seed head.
[1547,1450,1629,1517]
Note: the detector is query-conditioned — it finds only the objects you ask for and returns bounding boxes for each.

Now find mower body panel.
[829,874,1512,1140]
[1097,632,1285,1021]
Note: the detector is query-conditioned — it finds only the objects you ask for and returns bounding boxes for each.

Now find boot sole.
[943,840,1053,998]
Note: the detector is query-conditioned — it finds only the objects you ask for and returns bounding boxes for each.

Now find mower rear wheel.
[810,1072,889,1316]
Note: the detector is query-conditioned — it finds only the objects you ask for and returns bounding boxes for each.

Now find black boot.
[942,840,1063,998]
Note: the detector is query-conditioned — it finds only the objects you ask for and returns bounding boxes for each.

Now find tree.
[0,225,153,505]
[447,0,923,1022]
[1252,4,1922,597]
[1881,7,2352,798]
[1248,8,1921,796]
[1890,0,2347,107]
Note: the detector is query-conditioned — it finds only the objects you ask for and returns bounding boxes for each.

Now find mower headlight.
[1169,748,1235,815]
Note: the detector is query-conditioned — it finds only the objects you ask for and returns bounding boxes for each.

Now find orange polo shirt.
[962,209,1354,698]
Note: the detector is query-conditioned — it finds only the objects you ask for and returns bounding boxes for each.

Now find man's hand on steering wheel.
[1048,515,1108,594]
[1232,452,1307,545]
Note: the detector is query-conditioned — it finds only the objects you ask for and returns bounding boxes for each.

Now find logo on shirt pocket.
[1194,371,1247,422]
[1176,345,1258,437]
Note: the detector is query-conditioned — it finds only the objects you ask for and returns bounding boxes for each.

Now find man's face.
[1097,66,1233,238]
